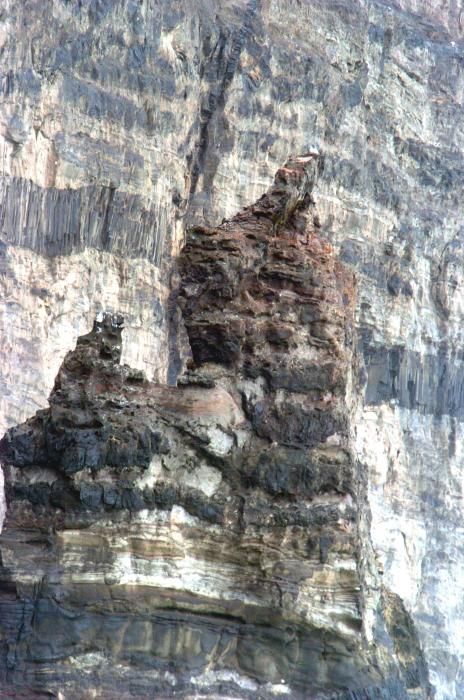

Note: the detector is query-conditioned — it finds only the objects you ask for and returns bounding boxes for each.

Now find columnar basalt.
[0,158,429,698]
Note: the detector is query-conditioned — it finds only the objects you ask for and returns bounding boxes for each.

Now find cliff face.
[0,158,430,699]
[1,1,464,698]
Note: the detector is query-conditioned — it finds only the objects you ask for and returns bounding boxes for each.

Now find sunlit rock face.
[2,1,464,698]
[0,160,430,699]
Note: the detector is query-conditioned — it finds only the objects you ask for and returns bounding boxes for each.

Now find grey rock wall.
[1,0,464,697]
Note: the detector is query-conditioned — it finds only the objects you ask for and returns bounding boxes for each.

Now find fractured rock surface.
[3,2,464,696]
[0,158,430,698]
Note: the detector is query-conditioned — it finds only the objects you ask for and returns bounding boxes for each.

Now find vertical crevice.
[100,185,116,251]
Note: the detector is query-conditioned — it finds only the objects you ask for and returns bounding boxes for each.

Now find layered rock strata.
[2,2,464,697]
[0,158,430,698]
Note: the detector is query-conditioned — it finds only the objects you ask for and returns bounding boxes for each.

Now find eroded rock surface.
[3,2,464,697]
[0,158,430,698]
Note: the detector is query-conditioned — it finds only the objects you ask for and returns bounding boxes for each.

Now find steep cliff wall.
[0,158,430,699]
[1,1,464,698]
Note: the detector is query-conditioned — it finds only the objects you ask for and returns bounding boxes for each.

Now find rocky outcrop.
[3,1,464,698]
[0,246,170,438]
[0,158,430,698]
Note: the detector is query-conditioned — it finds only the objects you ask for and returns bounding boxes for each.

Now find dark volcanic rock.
[0,157,429,699]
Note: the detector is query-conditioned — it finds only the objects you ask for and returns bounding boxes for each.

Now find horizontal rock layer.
[0,175,169,261]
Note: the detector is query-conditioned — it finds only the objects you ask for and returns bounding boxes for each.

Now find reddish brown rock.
[0,157,429,699]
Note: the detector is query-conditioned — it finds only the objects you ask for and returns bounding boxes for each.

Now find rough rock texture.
[0,160,431,698]
[0,247,169,436]
[2,1,464,698]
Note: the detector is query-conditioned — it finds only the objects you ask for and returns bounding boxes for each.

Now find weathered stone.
[1,1,464,697]
[0,159,428,698]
